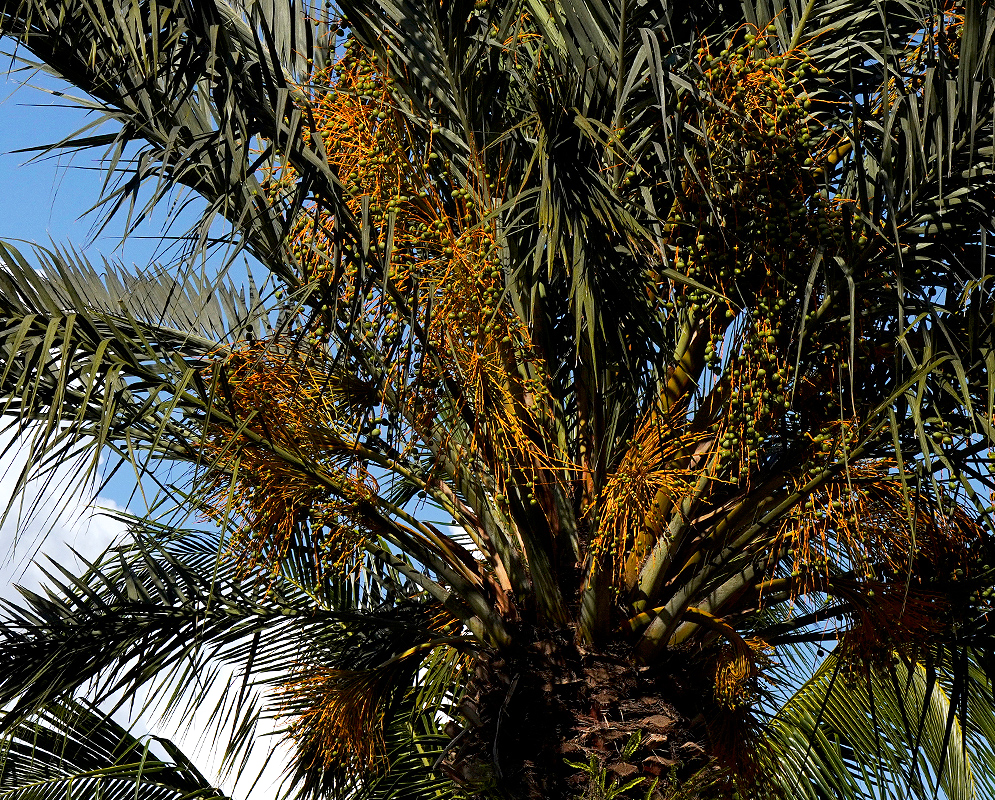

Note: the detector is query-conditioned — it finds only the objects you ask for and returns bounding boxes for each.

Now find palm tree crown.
[1,0,995,798]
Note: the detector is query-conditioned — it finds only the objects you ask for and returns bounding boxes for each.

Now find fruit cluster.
[655,26,898,487]
[224,37,571,542]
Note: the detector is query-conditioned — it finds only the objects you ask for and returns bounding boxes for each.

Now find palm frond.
[0,240,269,530]
[0,0,353,283]
[0,696,227,800]
[766,649,995,800]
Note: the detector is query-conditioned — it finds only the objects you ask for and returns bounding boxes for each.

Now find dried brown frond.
[836,587,948,667]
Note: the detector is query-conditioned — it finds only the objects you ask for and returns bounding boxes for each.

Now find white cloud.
[0,428,128,598]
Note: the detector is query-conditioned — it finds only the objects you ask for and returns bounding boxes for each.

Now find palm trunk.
[442,630,737,799]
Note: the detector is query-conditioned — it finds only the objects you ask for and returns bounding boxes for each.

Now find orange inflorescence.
[713,636,773,710]
[198,342,375,578]
[765,448,981,659]
[838,587,949,667]
[656,30,867,489]
[777,456,977,596]
[592,404,704,586]
[279,614,468,773]
[203,39,575,575]
[280,44,569,495]
[281,664,399,772]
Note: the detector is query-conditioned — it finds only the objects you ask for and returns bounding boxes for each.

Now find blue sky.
[0,66,291,799]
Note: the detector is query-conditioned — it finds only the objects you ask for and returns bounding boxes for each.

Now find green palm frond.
[0,510,468,798]
[766,649,995,800]
[0,240,269,528]
[0,528,301,731]
[0,0,352,283]
[0,696,227,800]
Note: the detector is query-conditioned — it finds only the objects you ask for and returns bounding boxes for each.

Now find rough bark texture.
[441,629,739,799]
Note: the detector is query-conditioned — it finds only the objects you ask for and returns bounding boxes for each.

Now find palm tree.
[1,0,995,797]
